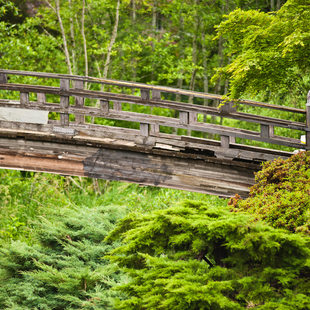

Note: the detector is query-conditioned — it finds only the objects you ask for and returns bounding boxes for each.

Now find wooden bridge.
[0,70,309,197]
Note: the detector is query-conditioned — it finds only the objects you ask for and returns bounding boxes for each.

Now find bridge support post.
[74,80,84,124]
[60,79,70,126]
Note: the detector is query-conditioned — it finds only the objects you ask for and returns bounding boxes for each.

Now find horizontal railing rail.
[0,69,309,155]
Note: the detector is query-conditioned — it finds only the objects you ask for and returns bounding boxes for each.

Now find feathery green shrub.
[229,151,310,234]
[106,200,310,309]
[0,205,126,309]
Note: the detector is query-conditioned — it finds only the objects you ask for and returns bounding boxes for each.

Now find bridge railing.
[0,69,309,159]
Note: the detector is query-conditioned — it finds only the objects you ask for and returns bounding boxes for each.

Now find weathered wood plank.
[150,124,159,135]
[60,79,70,126]
[100,100,109,113]
[0,107,48,124]
[141,89,150,100]
[221,136,230,149]
[0,73,7,83]
[37,93,46,104]
[219,101,237,114]
[74,80,84,124]
[20,92,29,107]
[152,90,161,100]
[260,124,274,139]
[0,83,306,131]
[179,111,189,125]
[0,69,304,114]
[0,100,305,149]
[113,101,122,111]
[140,123,149,136]
[0,136,259,197]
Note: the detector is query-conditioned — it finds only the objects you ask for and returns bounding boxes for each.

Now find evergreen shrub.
[0,205,125,309]
[106,200,310,309]
[229,151,310,233]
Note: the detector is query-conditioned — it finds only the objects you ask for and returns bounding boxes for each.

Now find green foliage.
[0,205,126,309]
[106,200,310,309]
[229,151,310,234]
[0,169,221,243]
[215,0,310,102]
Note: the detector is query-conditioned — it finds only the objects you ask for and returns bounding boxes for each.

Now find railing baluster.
[189,112,197,123]
[150,124,159,135]
[60,79,70,126]
[152,90,161,100]
[221,136,230,148]
[219,101,236,114]
[0,73,7,83]
[140,123,149,136]
[100,100,109,113]
[37,93,46,104]
[260,124,274,139]
[113,101,122,111]
[141,89,150,100]
[74,80,84,124]
[179,111,189,125]
[20,92,29,107]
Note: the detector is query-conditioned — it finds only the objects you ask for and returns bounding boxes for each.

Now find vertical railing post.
[20,92,29,107]
[141,89,150,100]
[140,123,149,136]
[74,80,84,124]
[306,90,310,149]
[100,99,109,113]
[219,101,236,114]
[113,101,122,111]
[60,79,70,126]
[179,111,189,125]
[140,89,151,136]
[152,90,161,100]
[260,124,274,139]
[0,73,7,84]
[37,93,46,104]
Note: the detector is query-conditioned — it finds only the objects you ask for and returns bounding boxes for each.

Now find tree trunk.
[68,0,76,75]
[102,0,120,81]
[54,0,72,75]
[81,0,88,80]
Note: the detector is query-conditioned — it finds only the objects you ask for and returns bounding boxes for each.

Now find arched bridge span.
[0,70,309,197]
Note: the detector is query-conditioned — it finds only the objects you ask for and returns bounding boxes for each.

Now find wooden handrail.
[0,69,305,114]
[0,70,309,154]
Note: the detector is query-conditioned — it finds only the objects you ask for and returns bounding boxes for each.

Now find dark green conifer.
[107,201,310,309]
[230,151,310,234]
[0,205,125,309]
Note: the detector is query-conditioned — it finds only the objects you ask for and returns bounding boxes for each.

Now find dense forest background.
[1,0,309,104]
[0,0,310,309]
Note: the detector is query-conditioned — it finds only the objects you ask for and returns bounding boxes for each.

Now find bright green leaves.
[215,0,310,102]
[107,200,310,309]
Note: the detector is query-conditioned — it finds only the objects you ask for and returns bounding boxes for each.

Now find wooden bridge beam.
[0,137,259,198]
